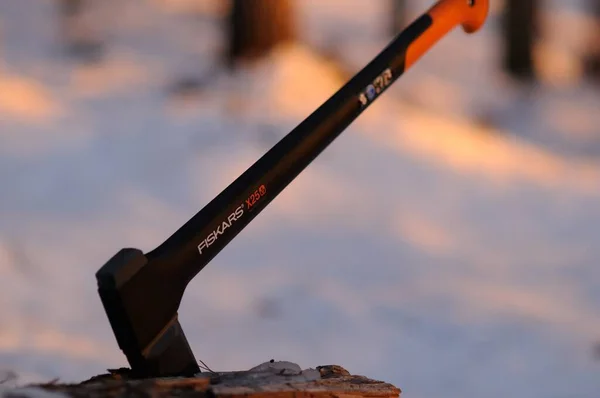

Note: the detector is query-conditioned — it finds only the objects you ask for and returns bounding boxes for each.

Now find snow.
[0,387,68,398]
[1,0,599,397]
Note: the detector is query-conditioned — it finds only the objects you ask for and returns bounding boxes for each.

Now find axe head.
[96,248,200,378]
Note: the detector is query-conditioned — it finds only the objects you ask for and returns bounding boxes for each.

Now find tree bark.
[226,0,295,68]
[502,0,538,81]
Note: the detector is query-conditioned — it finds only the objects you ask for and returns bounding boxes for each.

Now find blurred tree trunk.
[60,0,83,16]
[391,0,406,35]
[584,0,600,80]
[502,0,538,81]
[226,0,295,68]
[57,0,104,63]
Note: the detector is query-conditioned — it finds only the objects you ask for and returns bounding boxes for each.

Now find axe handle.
[146,0,489,292]
[405,0,489,69]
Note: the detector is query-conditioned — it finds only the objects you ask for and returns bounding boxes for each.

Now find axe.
[96,0,489,378]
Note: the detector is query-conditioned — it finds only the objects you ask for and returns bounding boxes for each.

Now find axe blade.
[96,248,200,378]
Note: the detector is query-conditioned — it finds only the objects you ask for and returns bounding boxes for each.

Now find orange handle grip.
[405,0,489,69]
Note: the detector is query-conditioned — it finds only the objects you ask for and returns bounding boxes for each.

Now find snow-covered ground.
[1,1,599,397]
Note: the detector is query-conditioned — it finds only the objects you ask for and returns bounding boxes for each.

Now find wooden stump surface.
[5,365,400,398]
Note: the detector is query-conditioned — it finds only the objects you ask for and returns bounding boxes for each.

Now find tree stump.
[0,364,400,398]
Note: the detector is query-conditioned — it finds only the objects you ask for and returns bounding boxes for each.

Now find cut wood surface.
[3,364,401,398]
